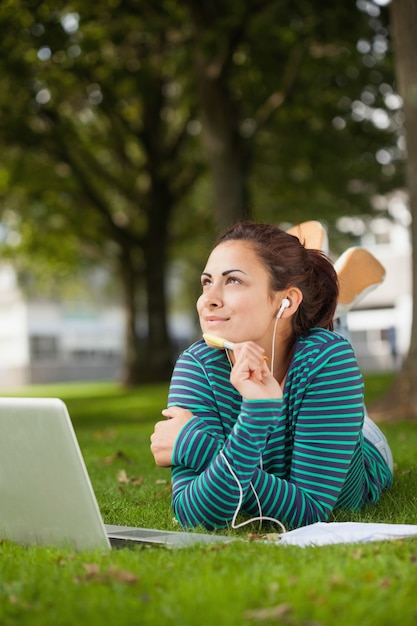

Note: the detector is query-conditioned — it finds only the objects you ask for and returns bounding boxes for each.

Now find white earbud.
[276,298,290,319]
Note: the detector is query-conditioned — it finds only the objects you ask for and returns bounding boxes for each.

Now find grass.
[1,376,417,626]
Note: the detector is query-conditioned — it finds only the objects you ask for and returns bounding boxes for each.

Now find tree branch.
[254,45,304,130]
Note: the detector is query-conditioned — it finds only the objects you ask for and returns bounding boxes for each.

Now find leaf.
[83,563,101,577]
[117,469,144,485]
[75,563,139,586]
[117,469,130,484]
[94,429,117,441]
[102,450,132,465]
[106,566,139,585]
[247,532,282,542]
[244,602,292,621]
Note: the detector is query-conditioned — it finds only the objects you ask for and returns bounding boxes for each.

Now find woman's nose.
[206,295,220,308]
[204,286,222,308]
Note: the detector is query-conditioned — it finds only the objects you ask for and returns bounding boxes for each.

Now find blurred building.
[0,265,124,387]
[0,265,196,388]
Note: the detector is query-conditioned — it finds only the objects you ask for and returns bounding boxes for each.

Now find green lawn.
[1,377,417,626]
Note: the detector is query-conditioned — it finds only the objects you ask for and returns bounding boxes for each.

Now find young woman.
[150,222,393,531]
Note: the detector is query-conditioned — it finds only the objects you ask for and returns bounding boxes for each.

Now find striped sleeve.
[168,349,226,472]
[171,398,282,529]
[168,348,284,529]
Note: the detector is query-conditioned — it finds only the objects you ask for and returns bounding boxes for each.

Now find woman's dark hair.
[216,221,339,337]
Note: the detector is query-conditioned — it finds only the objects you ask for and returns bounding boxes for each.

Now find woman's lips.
[205,314,229,322]
[204,316,229,327]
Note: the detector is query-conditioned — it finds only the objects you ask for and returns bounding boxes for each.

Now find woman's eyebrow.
[201,269,247,278]
[222,269,247,276]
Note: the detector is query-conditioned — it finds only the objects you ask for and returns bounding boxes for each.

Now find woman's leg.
[363,413,394,475]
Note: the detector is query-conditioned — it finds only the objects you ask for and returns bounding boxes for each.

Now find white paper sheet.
[271,522,417,547]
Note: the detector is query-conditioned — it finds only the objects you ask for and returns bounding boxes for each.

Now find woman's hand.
[230,342,283,400]
[150,406,193,467]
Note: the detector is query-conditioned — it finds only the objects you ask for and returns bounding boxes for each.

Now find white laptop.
[0,397,235,551]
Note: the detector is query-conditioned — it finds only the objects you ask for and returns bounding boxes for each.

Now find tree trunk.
[118,246,143,387]
[185,2,253,233]
[369,0,417,421]
[142,197,174,383]
[196,62,252,233]
[118,216,173,386]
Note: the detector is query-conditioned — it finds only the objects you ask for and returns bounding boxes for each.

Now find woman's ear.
[278,287,303,318]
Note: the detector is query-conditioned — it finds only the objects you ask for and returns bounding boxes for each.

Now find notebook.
[0,397,235,551]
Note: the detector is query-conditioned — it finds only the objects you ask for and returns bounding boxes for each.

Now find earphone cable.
[220,449,286,534]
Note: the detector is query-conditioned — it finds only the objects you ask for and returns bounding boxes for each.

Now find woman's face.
[197,241,282,348]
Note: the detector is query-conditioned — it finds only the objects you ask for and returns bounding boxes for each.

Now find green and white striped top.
[168,328,393,530]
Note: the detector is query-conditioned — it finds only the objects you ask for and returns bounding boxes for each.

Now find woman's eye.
[201,278,211,287]
[226,276,241,285]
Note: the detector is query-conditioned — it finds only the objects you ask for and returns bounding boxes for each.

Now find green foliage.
[1,379,417,626]
[0,0,215,380]
[245,2,402,247]
[0,1,406,380]
[0,0,401,266]
[0,0,201,238]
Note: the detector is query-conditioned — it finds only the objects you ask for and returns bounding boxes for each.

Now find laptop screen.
[0,397,111,551]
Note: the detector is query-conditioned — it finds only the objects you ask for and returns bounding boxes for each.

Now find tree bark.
[118,246,143,386]
[185,2,253,233]
[118,207,173,386]
[369,0,417,421]
[196,63,252,233]
[142,189,174,383]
